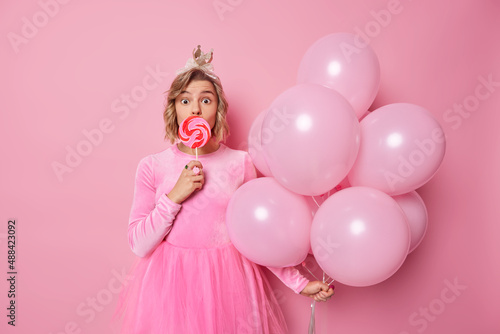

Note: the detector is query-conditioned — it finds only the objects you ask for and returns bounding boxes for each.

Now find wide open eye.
[201,98,211,104]
[180,99,189,105]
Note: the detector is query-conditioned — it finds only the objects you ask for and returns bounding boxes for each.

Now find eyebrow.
[180,90,215,95]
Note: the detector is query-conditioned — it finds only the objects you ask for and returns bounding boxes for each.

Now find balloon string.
[323,272,333,284]
[307,270,334,334]
[311,196,321,208]
[308,300,316,334]
[308,272,334,334]
[302,263,320,281]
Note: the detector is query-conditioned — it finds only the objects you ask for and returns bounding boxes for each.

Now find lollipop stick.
[192,148,201,175]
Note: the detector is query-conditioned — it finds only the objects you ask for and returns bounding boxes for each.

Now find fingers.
[314,293,327,302]
[311,285,335,302]
[305,290,334,302]
[314,295,327,302]
[186,160,203,170]
[314,295,332,302]
[168,161,207,203]
[300,280,335,302]
[184,161,204,177]
[184,162,204,191]
[319,282,330,292]
[192,175,204,189]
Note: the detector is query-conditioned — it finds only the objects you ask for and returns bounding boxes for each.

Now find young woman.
[113,46,334,333]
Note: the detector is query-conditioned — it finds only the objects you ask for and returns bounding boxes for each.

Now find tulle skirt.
[112,241,288,334]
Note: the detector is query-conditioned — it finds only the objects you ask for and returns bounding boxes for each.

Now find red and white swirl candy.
[178,116,211,149]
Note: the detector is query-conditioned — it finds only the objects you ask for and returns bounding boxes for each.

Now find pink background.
[1,0,499,333]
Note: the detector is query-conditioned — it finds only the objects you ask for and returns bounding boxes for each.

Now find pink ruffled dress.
[112,144,309,333]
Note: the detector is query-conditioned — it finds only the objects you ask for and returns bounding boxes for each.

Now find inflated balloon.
[393,191,428,253]
[359,110,371,121]
[310,187,410,287]
[348,103,446,196]
[226,177,311,267]
[261,84,360,196]
[297,32,380,119]
[247,110,273,177]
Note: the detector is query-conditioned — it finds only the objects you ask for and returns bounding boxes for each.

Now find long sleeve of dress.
[128,155,182,258]
[266,266,309,294]
[242,153,310,294]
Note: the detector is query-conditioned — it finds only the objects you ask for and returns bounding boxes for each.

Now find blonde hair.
[163,68,229,143]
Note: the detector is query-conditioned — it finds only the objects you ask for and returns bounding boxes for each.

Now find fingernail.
[329,284,335,291]
[193,166,200,175]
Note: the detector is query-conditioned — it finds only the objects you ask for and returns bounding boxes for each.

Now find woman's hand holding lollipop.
[167,116,212,204]
[167,160,205,204]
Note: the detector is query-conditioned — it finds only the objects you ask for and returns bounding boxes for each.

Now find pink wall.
[1,0,499,333]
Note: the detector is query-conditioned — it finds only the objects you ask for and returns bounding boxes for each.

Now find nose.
[191,101,202,115]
